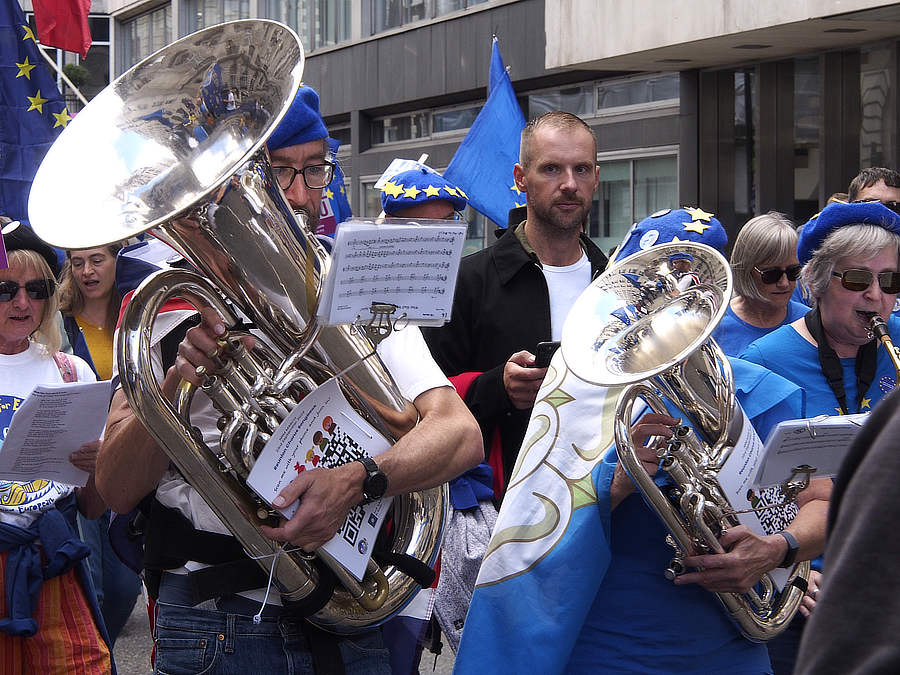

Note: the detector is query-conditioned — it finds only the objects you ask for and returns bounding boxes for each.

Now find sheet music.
[318,219,466,327]
[754,413,868,488]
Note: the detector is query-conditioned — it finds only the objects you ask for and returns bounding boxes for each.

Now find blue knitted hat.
[615,207,727,262]
[797,201,900,264]
[268,86,328,152]
[380,167,468,214]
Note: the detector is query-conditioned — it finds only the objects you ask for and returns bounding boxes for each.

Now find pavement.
[112,595,455,674]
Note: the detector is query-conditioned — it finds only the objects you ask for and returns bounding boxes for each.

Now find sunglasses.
[0,279,56,302]
[849,198,900,215]
[754,265,802,284]
[832,269,900,294]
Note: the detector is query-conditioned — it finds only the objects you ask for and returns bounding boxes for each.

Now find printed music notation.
[317,219,467,327]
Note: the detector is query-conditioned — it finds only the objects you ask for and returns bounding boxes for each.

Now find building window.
[734,69,757,222]
[261,1,351,51]
[184,0,250,34]
[372,0,489,33]
[432,104,481,134]
[794,56,820,223]
[28,13,113,111]
[597,73,680,114]
[122,5,171,71]
[590,154,678,255]
[371,112,431,144]
[528,85,593,119]
[860,42,897,172]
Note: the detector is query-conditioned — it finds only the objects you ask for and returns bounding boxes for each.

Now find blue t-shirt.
[566,490,772,674]
[740,316,899,416]
[712,301,809,358]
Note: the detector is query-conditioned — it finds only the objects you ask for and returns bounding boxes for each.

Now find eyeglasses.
[0,279,56,302]
[849,198,900,215]
[754,265,802,284]
[272,161,335,191]
[832,269,900,294]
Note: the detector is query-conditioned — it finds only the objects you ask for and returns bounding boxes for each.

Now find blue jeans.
[153,600,391,675]
[78,510,141,645]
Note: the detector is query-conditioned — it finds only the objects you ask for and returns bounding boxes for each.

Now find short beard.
[527,196,590,233]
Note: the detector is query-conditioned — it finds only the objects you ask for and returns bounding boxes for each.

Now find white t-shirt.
[0,343,95,527]
[542,252,591,341]
[122,313,449,569]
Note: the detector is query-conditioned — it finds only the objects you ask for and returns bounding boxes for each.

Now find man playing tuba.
[97,86,482,675]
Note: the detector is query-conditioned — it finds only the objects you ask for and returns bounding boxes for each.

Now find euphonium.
[871,316,900,378]
[561,242,809,642]
[28,20,446,633]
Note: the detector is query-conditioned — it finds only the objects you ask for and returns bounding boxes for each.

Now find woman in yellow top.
[58,244,141,647]
[58,245,123,381]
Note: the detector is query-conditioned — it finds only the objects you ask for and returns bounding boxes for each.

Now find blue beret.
[668,252,694,262]
[615,207,727,262]
[380,168,468,215]
[797,201,900,264]
[268,86,328,152]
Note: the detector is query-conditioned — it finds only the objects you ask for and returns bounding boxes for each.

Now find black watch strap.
[777,531,799,569]
[358,456,387,504]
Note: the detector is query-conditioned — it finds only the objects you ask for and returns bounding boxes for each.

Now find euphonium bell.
[561,242,809,642]
[28,19,446,633]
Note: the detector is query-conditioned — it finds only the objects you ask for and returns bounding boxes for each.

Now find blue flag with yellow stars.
[0,0,70,223]
[318,137,353,236]
[444,37,526,227]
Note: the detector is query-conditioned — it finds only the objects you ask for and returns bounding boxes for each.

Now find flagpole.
[36,45,89,106]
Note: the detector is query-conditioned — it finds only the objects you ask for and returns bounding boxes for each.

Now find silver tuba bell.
[28,20,446,633]
[561,241,809,642]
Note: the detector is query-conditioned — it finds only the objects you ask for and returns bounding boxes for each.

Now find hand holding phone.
[532,341,561,368]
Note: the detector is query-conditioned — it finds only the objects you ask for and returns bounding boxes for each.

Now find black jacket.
[422,224,608,489]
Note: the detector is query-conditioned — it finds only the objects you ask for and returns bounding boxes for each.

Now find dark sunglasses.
[849,198,900,215]
[832,268,900,294]
[0,278,56,302]
[754,265,802,284]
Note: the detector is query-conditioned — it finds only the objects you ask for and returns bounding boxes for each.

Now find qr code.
[321,427,366,468]
[341,504,365,545]
[752,485,799,535]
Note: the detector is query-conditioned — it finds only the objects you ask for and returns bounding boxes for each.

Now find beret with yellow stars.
[614,206,727,262]
[380,167,468,215]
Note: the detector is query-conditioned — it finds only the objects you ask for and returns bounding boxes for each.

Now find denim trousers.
[153,600,392,675]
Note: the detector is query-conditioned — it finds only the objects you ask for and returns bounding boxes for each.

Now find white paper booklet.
[317,219,466,327]
[754,413,868,489]
[246,378,392,581]
[0,380,112,486]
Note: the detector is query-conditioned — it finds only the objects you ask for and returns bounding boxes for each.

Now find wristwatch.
[358,456,388,504]
[777,531,799,569]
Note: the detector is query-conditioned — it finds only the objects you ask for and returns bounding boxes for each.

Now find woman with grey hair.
[712,212,808,356]
[741,201,900,675]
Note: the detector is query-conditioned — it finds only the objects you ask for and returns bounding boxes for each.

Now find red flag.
[33,0,92,59]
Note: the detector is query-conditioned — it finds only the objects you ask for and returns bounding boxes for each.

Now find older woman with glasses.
[0,223,111,672]
[740,201,900,675]
[711,212,809,357]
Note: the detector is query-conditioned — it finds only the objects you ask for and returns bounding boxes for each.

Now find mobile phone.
[533,341,561,368]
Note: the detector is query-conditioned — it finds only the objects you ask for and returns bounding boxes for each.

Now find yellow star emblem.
[52,107,72,128]
[835,407,845,415]
[443,186,459,197]
[683,220,710,235]
[404,185,421,199]
[324,189,334,200]
[457,187,468,199]
[684,206,714,222]
[21,25,36,43]
[380,181,404,198]
[423,185,441,198]
[15,57,36,80]
[26,90,48,114]
[510,184,522,196]
[339,185,345,194]
[861,397,872,410]
[515,201,525,208]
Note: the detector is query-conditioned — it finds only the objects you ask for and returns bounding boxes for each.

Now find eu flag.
[318,137,353,236]
[443,38,526,227]
[0,0,70,223]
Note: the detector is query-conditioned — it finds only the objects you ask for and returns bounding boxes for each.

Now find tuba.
[28,20,446,633]
[561,242,809,642]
